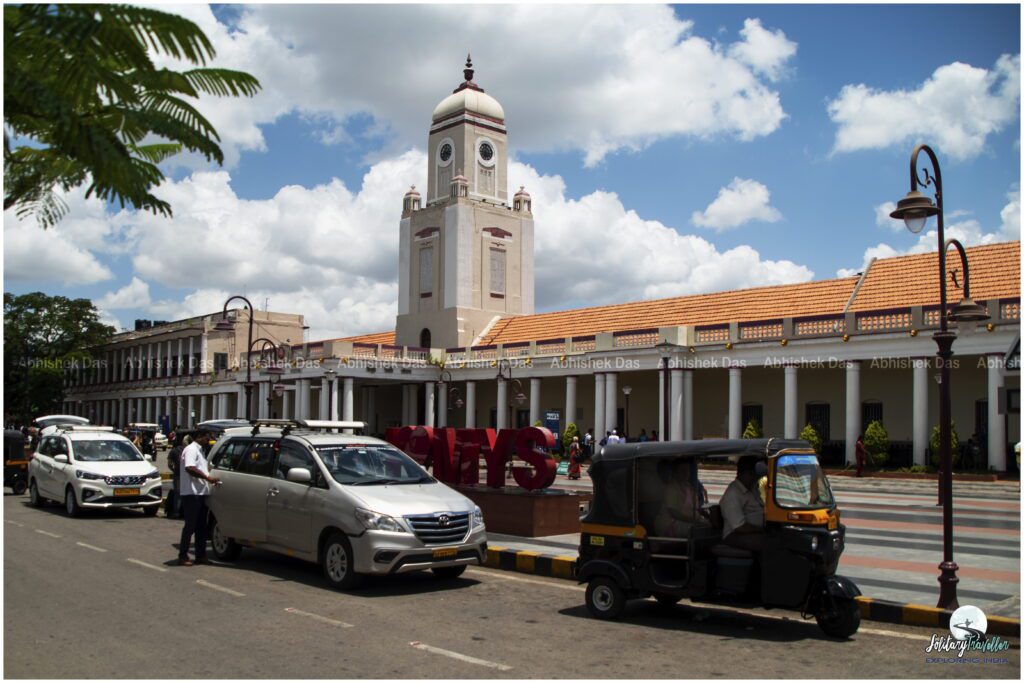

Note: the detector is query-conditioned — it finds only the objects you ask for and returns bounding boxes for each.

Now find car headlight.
[473,505,485,528]
[76,470,104,481]
[354,508,407,533]
[145,470,161,480]
[810,536,819,551]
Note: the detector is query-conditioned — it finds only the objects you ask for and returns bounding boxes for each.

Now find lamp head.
[324,368,337,381]
[889,190,939,234]
[622,385,633,396]
[265,364,284,377]
[273,382,285,397]
[949,297,989,335]
[214,318,235,332]
[513,390,527,406]
[654,341,676,361]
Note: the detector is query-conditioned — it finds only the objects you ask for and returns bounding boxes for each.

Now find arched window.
[420,328,432,349]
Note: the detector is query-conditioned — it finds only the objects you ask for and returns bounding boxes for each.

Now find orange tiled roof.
[319,330,396,346]
[482,241,1020,346]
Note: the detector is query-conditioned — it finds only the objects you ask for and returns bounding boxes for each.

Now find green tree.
[741,419,763,439]
[3,291,115,423]
[863,420,889,467]
[562,422,580,449]
[929,422,961,468]
[799,423,822,454]
[4,4,261,227]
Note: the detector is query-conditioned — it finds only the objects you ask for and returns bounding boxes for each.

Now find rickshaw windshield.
[774,454,834,508]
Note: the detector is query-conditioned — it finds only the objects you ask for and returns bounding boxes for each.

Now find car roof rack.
[58,425,116,433]
[246,419,368,437]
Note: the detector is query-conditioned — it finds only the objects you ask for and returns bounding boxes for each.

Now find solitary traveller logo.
[924,606,1011,664]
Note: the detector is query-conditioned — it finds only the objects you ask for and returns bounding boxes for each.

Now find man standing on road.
[178,429,220,566]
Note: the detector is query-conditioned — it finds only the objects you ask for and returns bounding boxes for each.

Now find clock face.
[439,143,452,162]
[479,142,494,161]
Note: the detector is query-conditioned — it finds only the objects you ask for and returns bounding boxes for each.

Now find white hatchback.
[28,427,163,516]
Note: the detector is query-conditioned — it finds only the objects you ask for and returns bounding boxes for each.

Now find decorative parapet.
[571,335,597,353]
[613,327,659,348]
[695,324,729,343]
[1001,298,1020,320]
[738,319,783,341]
[856,308,912,332]
[793,314,846,337]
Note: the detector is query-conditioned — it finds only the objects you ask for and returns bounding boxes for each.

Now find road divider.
[483,545,1021,637]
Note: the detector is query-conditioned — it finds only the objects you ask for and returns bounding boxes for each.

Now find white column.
[342,378,354,422]
[465,381,476,428]
[594,373,606,439]
[282,389,291,420]
[657,367,666,440]
[424,382,436,428]
[496,379,508,430]
[218,393,229,419]
[136,397,144,423]
[604,372,617,434]
[293,379,305,420]
[913,359,928,466]
[147,396,155,421]
[845,361,860,465]
[683,369,694,440]
[670,368,683,441]
[257,381,268,419]
[188,336,195,375]
[565,376,577,429]
[728,366,742,439]
[198,395,207,423]
[784,365,798,439]
[165,396,173,422]
[186,395,195,429]
[529,377,542,425]
[177,338,184,376]
[147,343,155,379]
[987,356,1006,471]
[157,341,164,378]
[438,383,449,427]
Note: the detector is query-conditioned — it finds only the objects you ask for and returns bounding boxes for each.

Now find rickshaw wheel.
[585,577,626,620]
[816,599,860,638]
[11,479,27,495]
[653,592,681,607]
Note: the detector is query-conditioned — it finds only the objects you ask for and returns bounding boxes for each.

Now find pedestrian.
[855,434,867,478]
[178,429,220,565]
[583,428,594,461]
[166,434,190,519]
[600,431,609,449]
[607,429,621,445]
[567,436,583,480]
[651,429,659,442]
[638,429,648,443]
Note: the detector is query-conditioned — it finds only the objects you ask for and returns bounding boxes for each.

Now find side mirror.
[54,454,69,464]
[286,467,312,484]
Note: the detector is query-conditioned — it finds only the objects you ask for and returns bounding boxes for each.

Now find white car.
[28,426,163,516]
[34,414,90,437]
[128,422,168,449]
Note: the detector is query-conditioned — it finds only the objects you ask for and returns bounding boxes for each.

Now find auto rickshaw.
[4,429,30,495]
[577,438,861,638]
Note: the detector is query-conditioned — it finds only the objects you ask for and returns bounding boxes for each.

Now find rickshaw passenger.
[654,460,699,536]
[720,456,766,553]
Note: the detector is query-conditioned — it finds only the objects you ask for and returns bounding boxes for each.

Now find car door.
[266,441,322,555]
[220,439,275,544]
[32,437,56,498]
[208,438,258,540]
[43,436,72,499]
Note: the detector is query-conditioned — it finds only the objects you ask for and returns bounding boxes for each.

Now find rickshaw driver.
[720,456,767,553]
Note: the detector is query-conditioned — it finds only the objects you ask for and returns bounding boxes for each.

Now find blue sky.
[4,3,1020,339]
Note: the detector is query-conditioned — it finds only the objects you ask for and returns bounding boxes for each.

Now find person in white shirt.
[719,456,766,553]
[607,430,621,445]
[177,430,220,566]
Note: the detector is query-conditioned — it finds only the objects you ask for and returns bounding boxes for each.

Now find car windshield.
[73,440,144,462]
[774,454,834,508]
[315,444,434,485]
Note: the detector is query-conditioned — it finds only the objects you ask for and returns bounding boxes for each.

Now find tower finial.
[463,53,474,82]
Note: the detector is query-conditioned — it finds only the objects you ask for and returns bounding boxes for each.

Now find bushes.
[742,419,763,439]
[799,423,822,454]
[863,420,890,466]
[929,422,960,468]
[562,422,579,450]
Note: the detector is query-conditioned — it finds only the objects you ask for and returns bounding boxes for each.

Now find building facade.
[63,60,1022,471]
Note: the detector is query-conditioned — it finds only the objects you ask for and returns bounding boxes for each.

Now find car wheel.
[816,598,861,639]
[11,479,27,495]
[321,532,362,590]
[432,565,467,580]
[28,480,43,507]
[585,577,626,620]
[142,504,159,517]
[64,487,81,517]
[209,517,242,561]
[653,592,681,607]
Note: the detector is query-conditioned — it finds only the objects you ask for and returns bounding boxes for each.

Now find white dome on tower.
[431,55,505,122]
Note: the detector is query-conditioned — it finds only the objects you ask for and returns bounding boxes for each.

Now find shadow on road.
[558,601,841,642]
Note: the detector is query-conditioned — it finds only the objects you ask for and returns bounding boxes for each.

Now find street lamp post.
[655,341,677,441]
[496,359,527,428]
[889,143,990,610]
[216,296,255,421]
[324,368,337,421]
[249,338,283,420]
[622,385,632,439]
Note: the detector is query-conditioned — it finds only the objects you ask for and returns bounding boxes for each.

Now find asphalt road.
[3,494,1020,679]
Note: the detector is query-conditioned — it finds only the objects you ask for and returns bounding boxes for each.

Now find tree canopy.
[4,291,115,424]
[4,4,261,227]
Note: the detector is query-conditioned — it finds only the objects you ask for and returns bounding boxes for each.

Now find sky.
[3,2,1021,341]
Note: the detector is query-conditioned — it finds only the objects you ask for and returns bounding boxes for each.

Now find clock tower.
[396,56,535,350]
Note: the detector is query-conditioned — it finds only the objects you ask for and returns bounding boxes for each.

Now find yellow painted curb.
[987,615,1021,637]
[902,604,942,628]
[483,545,506,568]
[855,596,872,618]
[550,555,576,580]
[515,550,540,574]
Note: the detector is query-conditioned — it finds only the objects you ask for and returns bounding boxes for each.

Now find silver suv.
[205,421,487,589]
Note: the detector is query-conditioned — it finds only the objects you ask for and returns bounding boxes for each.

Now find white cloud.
[827,54,1021,160]
[838,187,1021,276]
[728,18,797,82]
[97,277,152,310]
[149,5,795,168]
[691,178,782,231]
[874,201,903,232]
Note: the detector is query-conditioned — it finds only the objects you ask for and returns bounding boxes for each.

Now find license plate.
[432,547,457,560]
[113,488,140,497]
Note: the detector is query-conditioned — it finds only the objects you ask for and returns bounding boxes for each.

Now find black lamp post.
[622,385,632,439]
[889,143,990,610]
[655,341,677,441]
[216,296,255,420]
[249,337,283,420]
